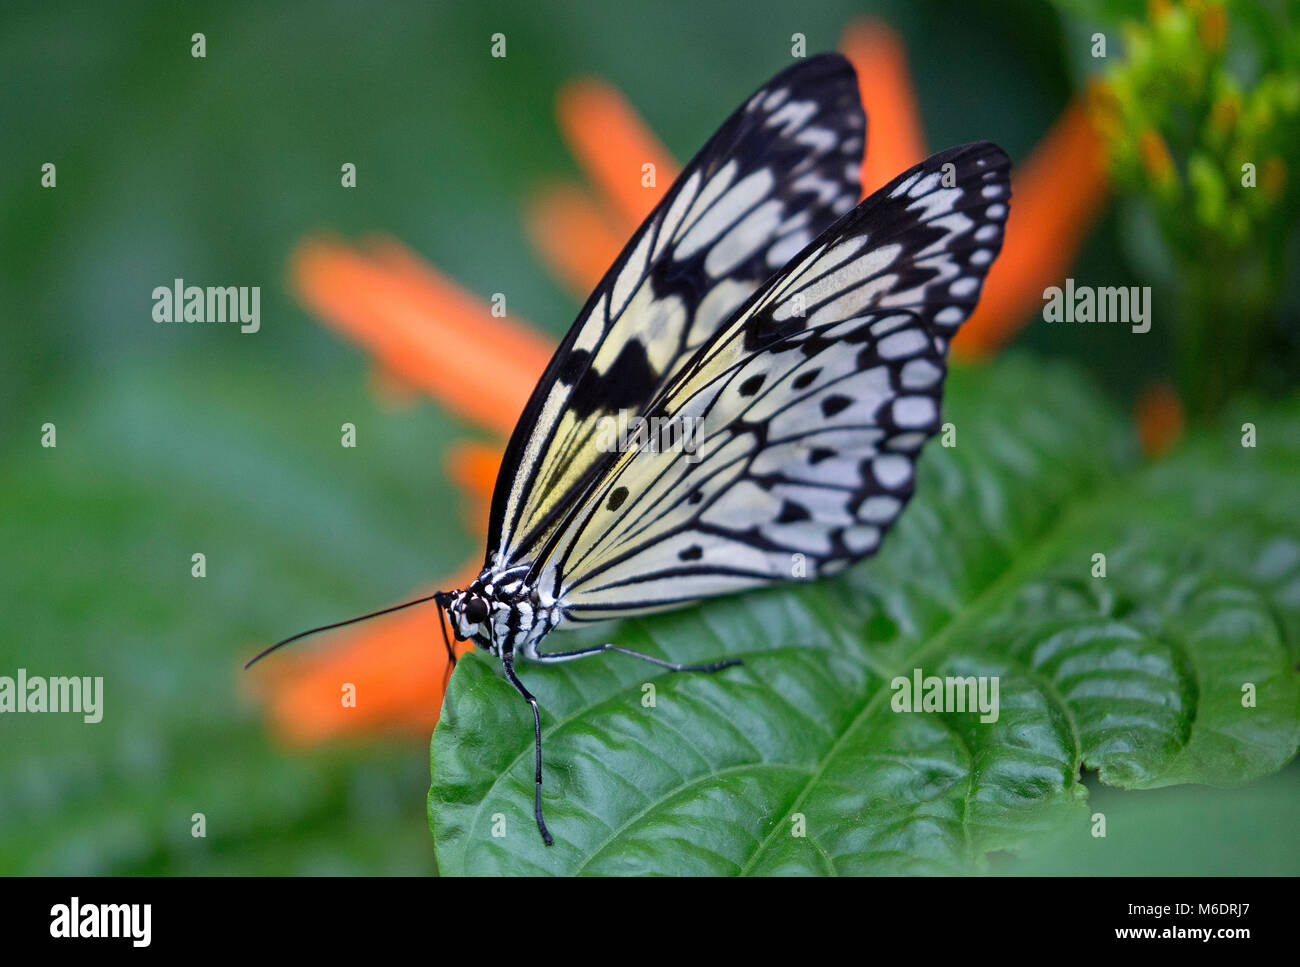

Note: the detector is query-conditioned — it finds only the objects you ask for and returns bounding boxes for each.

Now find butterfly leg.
[532,642,742,674]
[500,654,554,847]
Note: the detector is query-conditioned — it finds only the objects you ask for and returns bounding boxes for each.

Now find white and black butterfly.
[254,53,1010,846]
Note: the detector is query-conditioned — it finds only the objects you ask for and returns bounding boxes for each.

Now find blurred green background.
[0,0,1294,874]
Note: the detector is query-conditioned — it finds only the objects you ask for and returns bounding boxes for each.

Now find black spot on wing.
[821,394,852,417]
[557,349,590,386]
[776,500,811,523]
[569,339,658,419]
[800,332,831,358]
[892,262,943,294]
[607,486,630,511]
[742,311,804,352]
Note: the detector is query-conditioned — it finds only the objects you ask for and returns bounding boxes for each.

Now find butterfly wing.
[488,53,867,568]
[527,141,1012,620]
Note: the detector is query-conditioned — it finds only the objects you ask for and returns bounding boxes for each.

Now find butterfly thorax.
[444,562,563,660]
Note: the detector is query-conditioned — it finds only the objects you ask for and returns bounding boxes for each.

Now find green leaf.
[428,358,1300,875]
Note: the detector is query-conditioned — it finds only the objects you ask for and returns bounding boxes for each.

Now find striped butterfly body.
[436,53,1011,845]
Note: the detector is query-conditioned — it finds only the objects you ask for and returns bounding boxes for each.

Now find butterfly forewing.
[488,53,867,567]
[529,141,1012,620]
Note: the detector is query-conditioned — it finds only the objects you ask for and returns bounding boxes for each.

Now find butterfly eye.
[462,597,489,625]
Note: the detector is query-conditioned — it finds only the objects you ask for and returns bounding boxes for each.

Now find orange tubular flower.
[257,17,1112,745]
[840,19,926,196]
[556,79,680,228]
[953,101,1110,360]
[255,562,482,745]
[1135,381,1186,459]
[291,238,553,437]
[526,78,680,297]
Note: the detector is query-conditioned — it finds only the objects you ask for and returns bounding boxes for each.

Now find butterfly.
[252,53,1010,847]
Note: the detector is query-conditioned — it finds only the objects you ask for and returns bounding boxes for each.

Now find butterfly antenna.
[244,592,445,669]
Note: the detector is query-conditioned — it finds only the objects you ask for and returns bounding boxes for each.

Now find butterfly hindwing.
[529,142,1012,620]
[488,53,867,566]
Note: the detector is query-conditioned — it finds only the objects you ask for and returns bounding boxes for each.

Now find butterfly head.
[437,564,550,658]
[440,587,494,644]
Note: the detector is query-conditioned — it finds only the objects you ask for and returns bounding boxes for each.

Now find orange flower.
[254,18,1112,746]
[1135,381,1186,459]
[525,79,680,296]
[954,101,1110,360]
[840,19,926,196]
[253,563,481,745]
[1138,128,1178,188]
[291,238,552,436]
